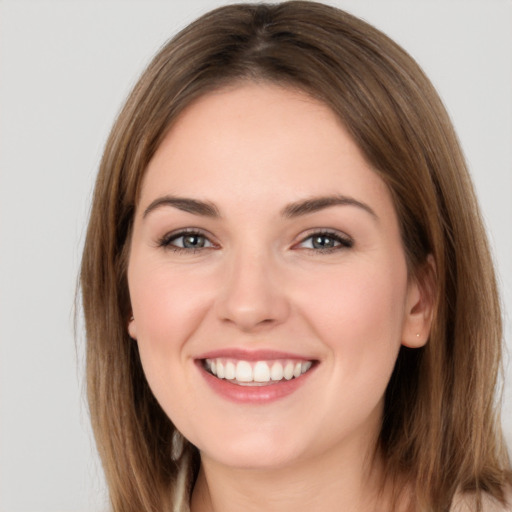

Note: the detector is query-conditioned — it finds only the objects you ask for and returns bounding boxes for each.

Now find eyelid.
[155,227,352,253]
[157,227,218,251]
[293,229,354,251]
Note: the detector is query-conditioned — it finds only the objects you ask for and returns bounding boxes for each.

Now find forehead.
[139,82,392,217]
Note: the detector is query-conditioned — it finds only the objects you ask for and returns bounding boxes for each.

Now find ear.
[401,255,436,348]
[128,315,137,340]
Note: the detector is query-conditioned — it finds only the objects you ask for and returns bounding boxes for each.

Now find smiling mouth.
[202,358,314,386]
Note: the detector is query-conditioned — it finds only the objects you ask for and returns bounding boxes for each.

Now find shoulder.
[451,489,512,512]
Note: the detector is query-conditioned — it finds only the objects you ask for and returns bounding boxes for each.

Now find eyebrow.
[143,196,220,219]
[142,193,377,221]
[281,195,378,219]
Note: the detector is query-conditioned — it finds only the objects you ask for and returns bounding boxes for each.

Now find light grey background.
[0,1,510,511]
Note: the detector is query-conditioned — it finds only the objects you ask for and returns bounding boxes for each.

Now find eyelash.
[157,229,215,253]
[157,229,354,254]
[296,230,354,253]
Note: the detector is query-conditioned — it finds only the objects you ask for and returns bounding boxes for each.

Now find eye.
[297,231,353,252]
[158,230,215,252]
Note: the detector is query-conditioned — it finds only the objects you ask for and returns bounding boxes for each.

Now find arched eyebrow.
[142,194,377,220]
[281,195,378,220]
[143,196,220,219]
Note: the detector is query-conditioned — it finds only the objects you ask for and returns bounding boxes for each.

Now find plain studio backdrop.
[0,1,510,511]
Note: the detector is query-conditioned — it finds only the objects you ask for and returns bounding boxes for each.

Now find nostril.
[220,314,280,332]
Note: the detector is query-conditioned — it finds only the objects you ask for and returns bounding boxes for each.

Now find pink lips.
[195,349,317,404]
[196,348,311,361]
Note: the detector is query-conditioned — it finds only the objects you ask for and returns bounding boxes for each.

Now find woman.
[80,2,511,511]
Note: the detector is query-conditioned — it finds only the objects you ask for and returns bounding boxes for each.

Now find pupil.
[183,235,204,248]
[313,235,334,248]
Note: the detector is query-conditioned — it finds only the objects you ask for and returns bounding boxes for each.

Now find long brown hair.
[80,2,511,510]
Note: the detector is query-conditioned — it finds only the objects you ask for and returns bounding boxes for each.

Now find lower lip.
[196,362,316,404]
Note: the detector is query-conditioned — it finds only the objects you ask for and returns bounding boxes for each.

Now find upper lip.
[195,348,316,361]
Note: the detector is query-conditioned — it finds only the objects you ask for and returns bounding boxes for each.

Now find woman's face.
[127,83,426,471]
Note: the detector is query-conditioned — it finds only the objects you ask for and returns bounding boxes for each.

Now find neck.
[190,434,391,512]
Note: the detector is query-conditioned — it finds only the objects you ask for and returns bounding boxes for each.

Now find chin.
[195,429,307,470]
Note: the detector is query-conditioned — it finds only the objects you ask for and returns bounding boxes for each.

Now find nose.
[215,247,290,332]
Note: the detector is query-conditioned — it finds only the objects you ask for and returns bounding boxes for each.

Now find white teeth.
[270,362,284,381]
[236,361,253,382]
[253,361,270,382]
[216,361,225,379]
[302,361,312,373]
[205,357,314,384]
[284,362,294,380]
[225,361,236,380]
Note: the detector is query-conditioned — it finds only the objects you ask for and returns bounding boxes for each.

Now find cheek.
[127,260,214,396]
[317,270,406,442]
[301,259,407,387]
[129,258,212,343]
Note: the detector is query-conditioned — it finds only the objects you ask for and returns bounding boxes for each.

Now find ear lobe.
[402,255,436,348]
[128,315,137,340]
